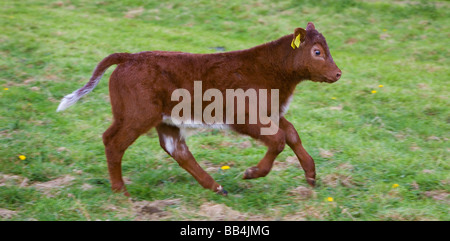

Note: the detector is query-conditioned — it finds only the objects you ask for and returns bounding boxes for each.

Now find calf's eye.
[315,50,321,56]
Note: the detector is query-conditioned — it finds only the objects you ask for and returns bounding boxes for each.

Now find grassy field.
[0,0,448,221]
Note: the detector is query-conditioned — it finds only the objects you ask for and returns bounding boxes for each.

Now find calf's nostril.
[336,72,342,79]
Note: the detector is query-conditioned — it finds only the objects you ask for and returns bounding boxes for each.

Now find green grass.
[0,0,449,220]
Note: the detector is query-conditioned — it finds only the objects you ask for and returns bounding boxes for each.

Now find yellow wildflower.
[378,85,384,88]
[221,165,230,170]
[392,183,399,188]
[371,90,377,94]
[3,88,8,90]
[327,197,334,202]
[331,97,337,100]
[19,155,26,160]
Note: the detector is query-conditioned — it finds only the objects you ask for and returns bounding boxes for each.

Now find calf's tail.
[56,53,132,112]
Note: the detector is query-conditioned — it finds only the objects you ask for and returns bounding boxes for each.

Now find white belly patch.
[162,115,230,139]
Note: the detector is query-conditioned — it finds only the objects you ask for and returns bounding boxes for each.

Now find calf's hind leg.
[103,117,159,196]
[156,123,227,196]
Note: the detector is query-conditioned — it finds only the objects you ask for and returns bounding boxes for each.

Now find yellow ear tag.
[294,34,301,47]
[291,33,301,49]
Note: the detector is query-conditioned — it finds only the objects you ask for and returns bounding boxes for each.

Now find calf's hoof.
[111,184,130,197]
[243,166,259,179]
[216,185,228,196]
[306,177,316,188]
[112,189,130,197]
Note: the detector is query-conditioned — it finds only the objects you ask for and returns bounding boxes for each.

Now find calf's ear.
[291,28,306,49]
[306,22,315,31]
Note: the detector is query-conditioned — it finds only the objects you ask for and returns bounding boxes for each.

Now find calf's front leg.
[280,117,316,187]
[234,123,286,179]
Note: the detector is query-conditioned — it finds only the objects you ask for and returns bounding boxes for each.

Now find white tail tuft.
[56,92,81,112]
[56,71,105,112]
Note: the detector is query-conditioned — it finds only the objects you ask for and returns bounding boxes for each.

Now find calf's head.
[291,22,342,83]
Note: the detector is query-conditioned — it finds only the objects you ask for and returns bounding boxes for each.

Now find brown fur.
[59,22,341,196]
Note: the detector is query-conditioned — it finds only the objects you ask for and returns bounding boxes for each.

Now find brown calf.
[57,22,341,196]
